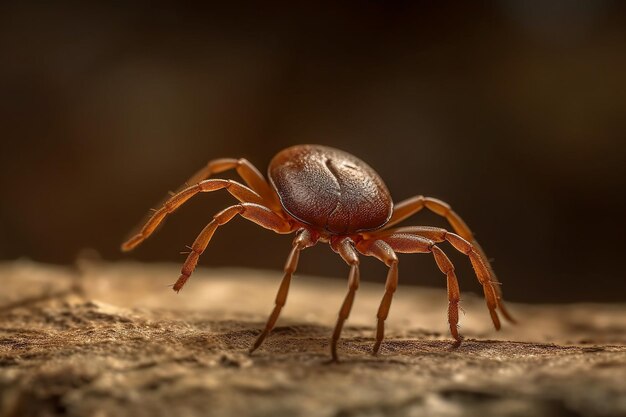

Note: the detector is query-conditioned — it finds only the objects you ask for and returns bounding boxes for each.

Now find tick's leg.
[440,231,501,330]
[433,246,462,346]
[122,180,267,251]
[250,229,318,354]
[329,237,360,362]
[185,158,279,209]
[365,233,463,345]
[355,239,399,355]
[173,203,293,292]
[382,196,469,234]
[380,196,514,323]
[375,229,500,331]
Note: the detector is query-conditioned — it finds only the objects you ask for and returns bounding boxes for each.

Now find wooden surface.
[0,260,625,417]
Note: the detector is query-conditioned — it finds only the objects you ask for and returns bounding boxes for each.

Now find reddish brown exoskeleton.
[122,145,514,361]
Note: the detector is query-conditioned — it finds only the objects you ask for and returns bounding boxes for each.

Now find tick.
[122,144,514,361]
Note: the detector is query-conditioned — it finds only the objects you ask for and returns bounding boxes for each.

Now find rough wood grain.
[0,260,624,417]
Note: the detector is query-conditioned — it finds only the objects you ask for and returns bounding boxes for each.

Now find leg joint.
[214,204,244,224]
[386,256,398,267]
[446,232,473,255]
[432,245,455,274]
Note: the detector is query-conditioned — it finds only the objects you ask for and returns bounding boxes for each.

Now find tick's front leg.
[249,229,318,354]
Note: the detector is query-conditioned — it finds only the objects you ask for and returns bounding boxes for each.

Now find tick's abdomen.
[268,145,393,234]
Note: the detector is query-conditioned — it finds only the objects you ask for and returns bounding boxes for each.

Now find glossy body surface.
[122,144,515,361]
[268,145,392,235]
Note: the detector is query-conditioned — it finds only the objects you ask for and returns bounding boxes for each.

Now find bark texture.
[0,261,624,417]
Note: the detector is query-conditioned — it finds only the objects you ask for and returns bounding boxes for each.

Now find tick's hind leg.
[364,233,463,346]
[380,196,514,323]
[329,238,360,362]
[377,227,501,331]
[355,240,399,355]
[444,232,502,329]
[431,246,462,345]
[249,229,318,354]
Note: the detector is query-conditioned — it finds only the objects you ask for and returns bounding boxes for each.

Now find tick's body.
[269,146,392,235]
[123,144,514,361]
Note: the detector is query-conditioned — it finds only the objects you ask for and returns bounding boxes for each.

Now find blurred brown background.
[1,1,625,302]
